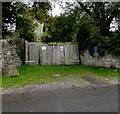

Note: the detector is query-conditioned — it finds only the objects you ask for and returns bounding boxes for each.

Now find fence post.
[25,40,28,65]
[0,40,2,74]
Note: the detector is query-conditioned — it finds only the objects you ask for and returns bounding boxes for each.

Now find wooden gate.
[25,42,80,65]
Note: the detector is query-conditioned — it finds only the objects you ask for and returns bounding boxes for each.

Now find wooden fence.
[0,40,2,74]
[25,42,80,65]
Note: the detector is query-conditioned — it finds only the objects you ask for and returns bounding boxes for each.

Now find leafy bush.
[16,16,35,42]
[41,32,53,43]
[4,33,25,64]
[98,32,120,56]
[77,19,101,56]
[50,16,77,42]
[14,37,25,64]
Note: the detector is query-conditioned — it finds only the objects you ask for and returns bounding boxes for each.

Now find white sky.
[51,4,63,16]
[50,2,65,16]
[110,18,118,31]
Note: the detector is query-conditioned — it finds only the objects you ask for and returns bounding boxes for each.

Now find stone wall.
[0,40,22,74]
[81,50,120,68]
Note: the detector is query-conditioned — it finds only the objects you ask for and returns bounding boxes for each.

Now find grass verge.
[2,65,119,90]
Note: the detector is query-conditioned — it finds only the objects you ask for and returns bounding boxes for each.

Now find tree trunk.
[34,20,44,42]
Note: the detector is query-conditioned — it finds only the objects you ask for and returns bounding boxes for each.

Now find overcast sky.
[51,4,63,16]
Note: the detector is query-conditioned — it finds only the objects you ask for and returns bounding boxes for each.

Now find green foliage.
[77,19,120,56]
[41,32,53,43]
[98,32,120,56]
[2,2,52,63]
[49,15,77,42]
[4,33,25,64]
[59,2,120,56]
[2,25,11,38]
[2,2,52,42]
[32,2,52,23]
[77,2,120,36]
[14,37,25,64]
[16,16,35,42]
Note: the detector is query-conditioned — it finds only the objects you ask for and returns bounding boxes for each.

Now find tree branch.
[77,2,92,16]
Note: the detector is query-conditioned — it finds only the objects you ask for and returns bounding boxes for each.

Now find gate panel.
[69,43,79,65]
[39,45,48,65]
[47,46,53,65]
[64,43,70,65]
[25,43,80,65]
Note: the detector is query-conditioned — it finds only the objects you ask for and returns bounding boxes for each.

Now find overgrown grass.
[2,65,119,90]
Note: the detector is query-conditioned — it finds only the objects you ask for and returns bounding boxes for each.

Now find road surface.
[2,85,118,112]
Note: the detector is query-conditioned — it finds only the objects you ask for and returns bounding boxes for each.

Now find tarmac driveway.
[2,84,118,112]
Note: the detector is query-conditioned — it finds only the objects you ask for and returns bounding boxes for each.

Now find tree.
[62,2,120,36]
[2,2,52,63]
[31,2,52,41]
[77,2,120,36]
[32,2,51,23]
[48,15,78,42]
[2,2,52,41]
[2,2,15,37]
[2,2,32,40]
[50,2,120,56]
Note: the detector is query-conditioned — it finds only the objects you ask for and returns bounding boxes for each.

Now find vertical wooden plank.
[33,43,39,65]
[69,44,73,65]
[29,43,32,65]
[44,45,47,65]
[53,45,55,65]
[25,42,29,65]
[56,45,59,65]
[33,43,37,65]
[28,43,31,65]
[31,43,34,65]
[57,45,61,65]
[25,41,28,65]
[47,45,49,65]
[58,45,62,65]
[0,40,2,74]
[50,46,53,65]
[69,43,79,65]
[64,43,70,65]
[53,45,60,65]
[32,43,36,65]
[52,45,55,65]
[39,44,42,65]
[60,45,64,65]
[35,44,39,65]
[32,43,35,65]
[28,43,30,65]
[47,45,53,65]
[40,44,47,65]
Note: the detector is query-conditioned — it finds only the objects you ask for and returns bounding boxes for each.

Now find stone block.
[3,65,19,76]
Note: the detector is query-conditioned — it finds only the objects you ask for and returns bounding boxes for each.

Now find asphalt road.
[2,85,118,112]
